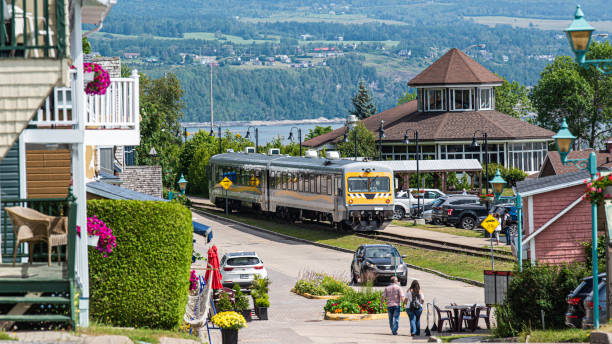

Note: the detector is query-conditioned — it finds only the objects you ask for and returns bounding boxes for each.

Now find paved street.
[192,211,485,343]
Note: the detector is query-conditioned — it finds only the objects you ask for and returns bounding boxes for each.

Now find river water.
[184,119,345,145]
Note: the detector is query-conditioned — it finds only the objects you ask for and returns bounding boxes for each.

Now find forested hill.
[141,56,408,122]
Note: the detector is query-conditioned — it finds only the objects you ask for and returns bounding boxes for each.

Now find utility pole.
[210,64,214,133]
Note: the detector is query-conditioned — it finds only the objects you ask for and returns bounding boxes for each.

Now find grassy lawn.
[392,221,483,238]
[78,325,198,344]
[520,328,590,343]
[0,332,15,341]
[183,32,281,44]
[202,209,512,282]
[466,16,612,32]
[241,12,407,25]
[439,334,492,342]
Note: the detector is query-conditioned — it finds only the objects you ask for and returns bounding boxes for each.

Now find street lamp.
[178,174,188,195]
[565,5,612,74]
[553,117,600,328]
[404,129,421,218]
[471,130,490,203]
[489,169,506,201]
[343,115,359,160]
[182,127,190,142]
[148,147,158,166]
[209,126,222,154]
[245,126,259,153]
[378,120,385,161]
[288,127,302,156]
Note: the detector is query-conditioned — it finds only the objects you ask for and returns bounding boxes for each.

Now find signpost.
[220,177,233,215]
[481,214,500,270]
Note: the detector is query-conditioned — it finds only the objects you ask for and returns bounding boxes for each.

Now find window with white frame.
[425,89,444,111]
[508,141,548,172]
[479,88,492,110]
[451,88,472,111]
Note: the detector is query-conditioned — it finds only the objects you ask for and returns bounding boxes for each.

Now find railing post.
[66,188,77,281]
[55,0,66,57]
[132,69,140,132]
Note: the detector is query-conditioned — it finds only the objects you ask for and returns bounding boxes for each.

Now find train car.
[209,151,394,231]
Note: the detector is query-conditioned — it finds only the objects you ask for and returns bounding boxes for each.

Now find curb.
[290,288,341,300]
[192,208,484,288]
[324,311,408,321]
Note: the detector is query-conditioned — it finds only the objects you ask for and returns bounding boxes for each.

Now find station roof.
[374,159,482,173]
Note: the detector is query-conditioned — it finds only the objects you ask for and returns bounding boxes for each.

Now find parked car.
[220,251,268,288]
[446,202,489,230]
[565,273,606,328]
[431,195,480,226]
[351,244,408,286]
[583,278,607,328]
[394,188,445,219]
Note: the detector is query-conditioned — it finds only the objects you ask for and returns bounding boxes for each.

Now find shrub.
[294,270,351,296]
[323,286,385,314]
[232,285,249,311]
[88,200,193,329]
[494,263,589,337]
[583,235,606,271]
[320,276,352,295]
[294,279,326,296]
[216,292,234,312]
[254,298,270,308]
[482,163,527,188]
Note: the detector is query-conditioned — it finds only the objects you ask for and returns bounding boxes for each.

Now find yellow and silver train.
[209,152,395,231]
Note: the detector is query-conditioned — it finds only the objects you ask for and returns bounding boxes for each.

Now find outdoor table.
[444,304,487,332]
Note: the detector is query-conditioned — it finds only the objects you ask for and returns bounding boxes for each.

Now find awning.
[193,221,212,243]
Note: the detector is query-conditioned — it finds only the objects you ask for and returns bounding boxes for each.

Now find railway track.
[191,204,515,263]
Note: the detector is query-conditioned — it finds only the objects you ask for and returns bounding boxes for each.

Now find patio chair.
[477,305,491,330]
[433,304,454,332]
[459,304,478,332]
[4,206,67,266]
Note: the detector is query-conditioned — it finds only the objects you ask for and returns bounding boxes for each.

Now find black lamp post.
[378,120,385,161]
[182,127,190,142]
[471,130,489,204]
[209,126,222,154]
[148,147,158,166]
[288,127,302,156]
[245,126,259,153]
[404,129,420,218]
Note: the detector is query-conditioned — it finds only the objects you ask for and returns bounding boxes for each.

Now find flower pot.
[221,328,238,344]
[87,235,99,247]
[256,307,268,320]
[239,309,252,322]
[84,72,95,82]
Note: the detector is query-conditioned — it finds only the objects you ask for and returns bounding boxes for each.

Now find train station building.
[303,48,555,174]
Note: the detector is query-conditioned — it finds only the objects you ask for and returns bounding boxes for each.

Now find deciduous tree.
[337,123,377,159]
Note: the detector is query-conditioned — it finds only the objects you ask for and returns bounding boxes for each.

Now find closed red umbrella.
[205,245,223,290]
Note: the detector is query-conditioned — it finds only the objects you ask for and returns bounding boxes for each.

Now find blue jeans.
[387,305,401,335]
[504,227,511,245]
[407,306,423,335]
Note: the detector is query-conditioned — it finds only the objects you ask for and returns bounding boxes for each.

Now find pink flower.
[598,188,603,193]
[597,172,601,177]
[606,194,611,198]
[591,187,597,192]
[587,182,592,188]
[609,175,612,181]
[584,179,589,184]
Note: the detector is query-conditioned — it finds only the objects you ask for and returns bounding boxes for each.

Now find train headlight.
[385,199,391,203]
[348,199,354,204]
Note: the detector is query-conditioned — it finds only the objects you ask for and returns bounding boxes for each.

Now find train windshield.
[348,177,390,193]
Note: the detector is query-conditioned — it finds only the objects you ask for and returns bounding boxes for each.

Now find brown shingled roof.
[540,150,612,177]
[303,100,555,147]
[408,48,504,86]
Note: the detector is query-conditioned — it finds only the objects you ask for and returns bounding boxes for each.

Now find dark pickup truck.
[444,202,489,230]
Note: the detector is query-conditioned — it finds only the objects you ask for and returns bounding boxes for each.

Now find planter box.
[221,328,238,344]
[239,309,252,322]
[255,307,268,320]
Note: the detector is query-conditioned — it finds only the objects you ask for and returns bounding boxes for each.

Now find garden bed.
[290,288,340,300]
[292,271,351,299]
[324,311,408,321]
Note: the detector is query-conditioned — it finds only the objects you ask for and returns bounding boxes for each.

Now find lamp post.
[554,117,600,328]
[182,127,190,142]
[343,115,359,160]
[148,147,158,166]
[488,169,507,270]
[404,129,420,218]
[245,126,259,153]
[565,5,612,74]
[209,126,222,154]
[178,174,188,195]
[471,131,489,206]
[288,127,302,156]
[378,120,385,161]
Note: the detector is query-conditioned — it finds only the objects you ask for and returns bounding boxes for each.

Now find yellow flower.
[211,311,246,330]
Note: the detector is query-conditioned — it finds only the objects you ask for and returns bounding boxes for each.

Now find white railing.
[31,70,140,130]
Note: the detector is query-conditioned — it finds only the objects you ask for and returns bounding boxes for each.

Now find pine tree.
[350,81,377,120]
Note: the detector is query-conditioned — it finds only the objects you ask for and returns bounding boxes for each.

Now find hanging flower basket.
[584,173,612,204]
[87,235,100,247]
[83,62,110,95]
[479,193,493,203]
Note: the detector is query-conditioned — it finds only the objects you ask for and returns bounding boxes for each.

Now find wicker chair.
[4,206,67,266]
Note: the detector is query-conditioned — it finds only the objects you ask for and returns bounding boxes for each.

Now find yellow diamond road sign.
[481,214,500,234]
[220,177,233,190]
[249,176,260,187]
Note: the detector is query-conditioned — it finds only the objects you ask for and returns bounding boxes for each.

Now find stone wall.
[84,56,121,78]
[118,166,162,198]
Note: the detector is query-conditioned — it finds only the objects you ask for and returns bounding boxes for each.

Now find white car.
[220,251,268,288]
[393,188,445,219]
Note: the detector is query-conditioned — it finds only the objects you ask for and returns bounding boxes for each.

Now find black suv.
[566,273,606,328]
[446,202,489,230]
[431,195,480,226]
[351,244,408,286]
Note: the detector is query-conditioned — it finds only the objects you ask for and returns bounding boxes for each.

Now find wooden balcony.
[0,193,76,326]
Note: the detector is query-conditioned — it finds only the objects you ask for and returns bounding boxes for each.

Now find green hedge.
[87,200,193,329]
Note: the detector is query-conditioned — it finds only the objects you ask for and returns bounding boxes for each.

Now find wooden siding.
[526,184,604,264]
[26,149,71,198]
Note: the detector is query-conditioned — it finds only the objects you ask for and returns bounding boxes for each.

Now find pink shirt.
[381,283,404,308]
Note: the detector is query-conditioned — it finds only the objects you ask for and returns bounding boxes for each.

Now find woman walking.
[404,280,425,336]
